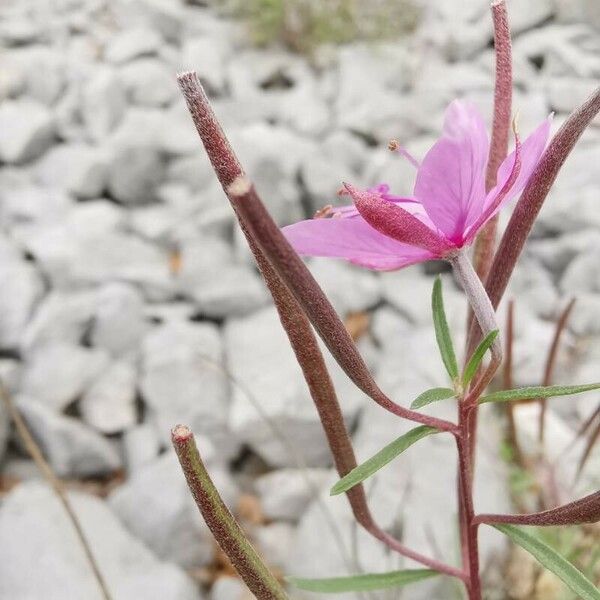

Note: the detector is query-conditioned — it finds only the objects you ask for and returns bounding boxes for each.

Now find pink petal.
[347,184,451,255]
[480,116,552,220]
[414,100,490,243]
[282,212,436,271]
[463,127,523,243]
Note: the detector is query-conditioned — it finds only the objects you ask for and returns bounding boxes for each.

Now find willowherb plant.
[171,2,600,598]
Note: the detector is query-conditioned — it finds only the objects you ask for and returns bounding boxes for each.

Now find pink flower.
[283,100,551,271]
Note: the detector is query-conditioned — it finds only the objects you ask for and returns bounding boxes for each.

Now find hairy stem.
[450,251,502,405]
[0,380,112,600]
[172,425,289,600]
[456,424,482,600]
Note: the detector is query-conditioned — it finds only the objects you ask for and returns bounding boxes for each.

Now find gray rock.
[529,231,600,277]
[140,321,234,455]
[307,258,381,316]
[109,449,237,568]
[82,67,128,142]
[335,45,418,142]
[0,53,25,99]
[105,27,163,64]
[80,361,138,434]
[0,99,55,163]
[555,0,600,29]
[507,256,559,319]
[225,306,365,468]
[255,468,332,522]
[537,143,600,234]
[254,522,295,569]
[230,123,313,224]
[182,36,231,94]
[20,342,110,412]
[176,236,268,318]
[508,0,554,35]
[8,46,66,105]
[370,305,412,348]
[90,282,148,357]
[509,308,559,387]
[300,153,354,214]
[567,293,600,336]
[122,423,161,473]
[119,58,177,107]
[382,270,465,331]
[560,248,600,294]
[0,179,73,226]
[0,481,201,600]
[18,201,173,297]
[21,289,99,351]
[107,146,165,205]
[321,130,367,173]
[34,143,108,199]
[0,18,44,46]
[0,255,44,350]
[547,77,600,118]
[16,396,121,477]
[210,577,251,600]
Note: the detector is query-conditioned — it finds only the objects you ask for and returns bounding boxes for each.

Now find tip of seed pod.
[227,176,252,197]
[388,139,400,152]
[172,424,192,442]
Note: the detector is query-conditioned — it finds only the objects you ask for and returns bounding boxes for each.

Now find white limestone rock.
[80,360,138,434]
[0,99,55,164]
[0,481,202,600]
[16,396,121,477]
[20,342,110,412]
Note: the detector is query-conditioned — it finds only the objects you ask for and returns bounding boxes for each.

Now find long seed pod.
[172,425,289,600]
[472,0,513,281]
[177,71,457,435]
[485,88,600,312]
[474,490,600,526]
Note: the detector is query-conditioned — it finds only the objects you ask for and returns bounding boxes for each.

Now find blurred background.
[0,0,599,598]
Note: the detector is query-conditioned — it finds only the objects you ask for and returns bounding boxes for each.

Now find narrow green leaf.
[432,277,458,380]
[493,524,600,600]
[330,426,437,495]
[462,330,499,386]
[410,387,455,409]
[288,569,438,593]
[480,383,600,404]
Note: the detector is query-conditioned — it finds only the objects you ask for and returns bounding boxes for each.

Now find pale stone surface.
[0,482,202,600]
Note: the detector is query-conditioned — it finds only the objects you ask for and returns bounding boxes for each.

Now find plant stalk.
[172,425,289,600]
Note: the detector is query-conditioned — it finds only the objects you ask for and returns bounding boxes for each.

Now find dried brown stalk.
[0,380,112,600]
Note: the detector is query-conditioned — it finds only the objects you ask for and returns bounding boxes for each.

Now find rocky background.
[0,0,599,599]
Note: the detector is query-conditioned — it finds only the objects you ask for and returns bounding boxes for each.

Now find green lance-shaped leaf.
[410,387,455,410]
[331,425,438,495]
[288,568,438,593]
[480,383,600,404]
[493,524,600,600]
[171,425,288,600]
[432,277,459,381]
[462,329,499,387]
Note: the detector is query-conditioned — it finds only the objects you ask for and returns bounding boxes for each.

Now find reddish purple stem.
[474,490,600,526]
